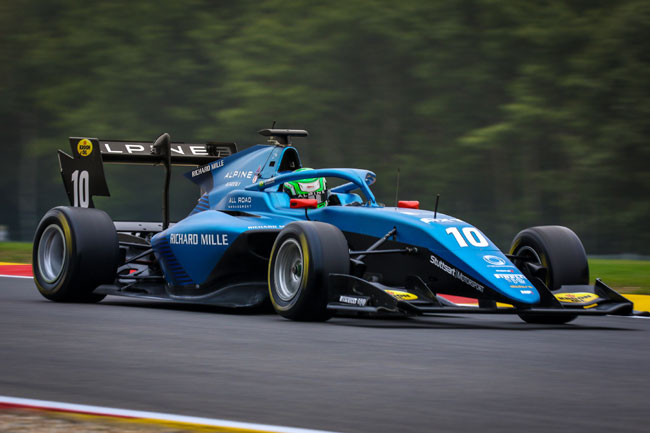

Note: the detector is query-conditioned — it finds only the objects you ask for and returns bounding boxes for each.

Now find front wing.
[327,275,636,317]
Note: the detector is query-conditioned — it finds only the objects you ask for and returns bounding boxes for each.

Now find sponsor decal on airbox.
[191,159,224,178]
[227,196,253,209]
[224,170,254,180]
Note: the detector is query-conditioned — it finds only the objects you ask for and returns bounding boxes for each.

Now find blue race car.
[32,129,634,324]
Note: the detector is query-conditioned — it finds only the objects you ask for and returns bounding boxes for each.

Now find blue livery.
[32,129,635,324]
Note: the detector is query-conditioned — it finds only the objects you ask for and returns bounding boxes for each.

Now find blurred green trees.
[1,0,648,253]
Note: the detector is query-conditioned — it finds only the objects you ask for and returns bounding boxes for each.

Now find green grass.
[1,242,648,294]
[0,242,32,264]
[589,259,650,294]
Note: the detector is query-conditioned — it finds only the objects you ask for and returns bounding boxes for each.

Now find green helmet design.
[283,168,328,208]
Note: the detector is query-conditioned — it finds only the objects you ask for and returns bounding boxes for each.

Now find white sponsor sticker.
[483,255,506,266]
[170,233,228,246]
[339,296,368,306]
[420,217,461,224]
[429,255,485,293]
[494,273,528,285]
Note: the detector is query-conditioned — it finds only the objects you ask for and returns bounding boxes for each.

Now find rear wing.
[58,133,237,228]
[95,139,236,165]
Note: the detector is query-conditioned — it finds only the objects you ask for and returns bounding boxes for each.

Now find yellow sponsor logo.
[77,139,93,157]
[385,290,418,301]
[555,292,599,304]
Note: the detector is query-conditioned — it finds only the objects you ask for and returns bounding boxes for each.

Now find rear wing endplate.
[58,134,237,228]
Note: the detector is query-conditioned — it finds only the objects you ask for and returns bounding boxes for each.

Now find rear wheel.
[33,206,119,302]
[510,226,588,324]
[268,221,349,321]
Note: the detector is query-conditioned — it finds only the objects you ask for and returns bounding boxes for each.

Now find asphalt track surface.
[1,277,649,433]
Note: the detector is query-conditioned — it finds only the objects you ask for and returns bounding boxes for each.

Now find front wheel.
[510,225,588,325]
[268,221,349,321]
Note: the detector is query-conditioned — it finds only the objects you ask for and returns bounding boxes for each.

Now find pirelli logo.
[339,295,368,307]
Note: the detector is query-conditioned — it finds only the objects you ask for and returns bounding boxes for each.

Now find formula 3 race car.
[33,129,635,324]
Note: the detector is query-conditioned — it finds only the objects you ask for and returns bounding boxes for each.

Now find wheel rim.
[516,245,551,287]
[516,245,541,265]
[274,238,304,302]
[38,224,66,283]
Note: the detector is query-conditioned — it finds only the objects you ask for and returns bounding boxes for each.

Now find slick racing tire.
[269,221,349,321]
[510,226,589,324]
[33,206,119,302]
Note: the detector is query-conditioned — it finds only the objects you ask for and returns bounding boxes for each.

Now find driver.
[282,168,328,208]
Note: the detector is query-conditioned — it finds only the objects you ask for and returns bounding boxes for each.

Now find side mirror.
[290,198,319,209]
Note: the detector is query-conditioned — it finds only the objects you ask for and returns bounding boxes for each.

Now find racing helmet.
[283,168,328,208]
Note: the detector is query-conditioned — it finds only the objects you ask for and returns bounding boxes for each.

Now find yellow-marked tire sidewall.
[33,210,74,297]
[268,221,349,321]
[32,206,117,303]
[268,230,310,312]
[510,226,587,292]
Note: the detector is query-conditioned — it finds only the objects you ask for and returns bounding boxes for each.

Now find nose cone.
[477,254,540,304]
